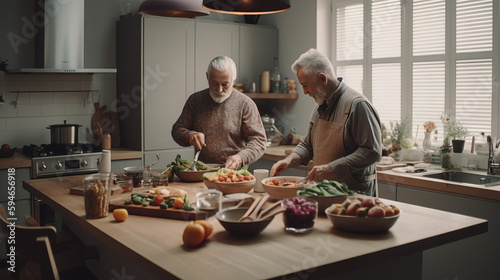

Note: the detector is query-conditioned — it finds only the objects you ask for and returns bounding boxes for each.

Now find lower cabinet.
[379,181,500,280]
[377,181,397,200]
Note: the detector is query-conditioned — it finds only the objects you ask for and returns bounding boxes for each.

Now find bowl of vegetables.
[170,154,221,182]
[261,176,306,200]
[203,165,256,194]
[297,180,356,215]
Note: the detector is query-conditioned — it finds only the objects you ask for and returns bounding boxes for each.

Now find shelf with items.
[244,93,299,100]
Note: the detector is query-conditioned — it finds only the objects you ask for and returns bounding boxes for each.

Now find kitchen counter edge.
[0,147,142,170]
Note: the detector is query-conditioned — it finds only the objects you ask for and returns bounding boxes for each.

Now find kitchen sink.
[421,171,500,187]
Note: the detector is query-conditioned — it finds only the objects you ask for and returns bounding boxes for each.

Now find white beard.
[210,88,232,103]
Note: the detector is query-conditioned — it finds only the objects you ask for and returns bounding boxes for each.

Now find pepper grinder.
[98,150,111,174]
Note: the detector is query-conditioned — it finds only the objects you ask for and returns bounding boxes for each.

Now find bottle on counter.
[98,150,111,174]
[271,57,281,93]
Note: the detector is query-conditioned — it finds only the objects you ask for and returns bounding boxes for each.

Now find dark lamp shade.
[203,0,291,15]
[138,0,210,18]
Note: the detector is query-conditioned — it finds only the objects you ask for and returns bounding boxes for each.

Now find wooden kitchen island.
[23,175,487,280]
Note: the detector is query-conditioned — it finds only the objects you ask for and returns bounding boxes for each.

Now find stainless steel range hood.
[10,0,116,74]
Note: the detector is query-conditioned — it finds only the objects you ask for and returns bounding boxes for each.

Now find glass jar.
[152,172,169,187]
[282,197,318,233]
[83,173,111,219]
[261,115,279,147]
[441,151,452,169]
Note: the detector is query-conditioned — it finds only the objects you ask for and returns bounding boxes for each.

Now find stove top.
[23,143,102,158]
[24,144,103,178]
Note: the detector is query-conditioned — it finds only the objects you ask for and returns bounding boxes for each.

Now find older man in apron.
[270,49,382,196]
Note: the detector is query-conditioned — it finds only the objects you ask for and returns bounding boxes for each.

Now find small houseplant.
[442,115,468,153]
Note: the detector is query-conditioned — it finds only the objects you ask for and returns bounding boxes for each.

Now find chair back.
[0,205,60,280]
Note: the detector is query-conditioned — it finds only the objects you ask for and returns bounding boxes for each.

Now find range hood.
[10,0,116,74]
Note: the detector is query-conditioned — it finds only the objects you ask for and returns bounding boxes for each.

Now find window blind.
[456,59,492,136]
[336,4,364,61]
[413,0,445,56]
[412,61,445,144]
[372,63,401,127]
[336,65,364,94]
[372,0,401,59]
[456,0,492,53]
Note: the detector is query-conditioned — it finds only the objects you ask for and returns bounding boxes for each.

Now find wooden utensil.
[240,193,270,222]
[238,194,263,222]
[91,102,102,144]
[257,200,282,219]
[257,207,285,221]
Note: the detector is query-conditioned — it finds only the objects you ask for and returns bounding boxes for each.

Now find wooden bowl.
[261,176,304,200]
[203,179,256,194]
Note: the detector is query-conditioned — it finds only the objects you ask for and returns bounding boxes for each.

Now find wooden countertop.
[0,147,141,170]
[377,167,500,203]
[23,174,487,279]
[0,150,31,169]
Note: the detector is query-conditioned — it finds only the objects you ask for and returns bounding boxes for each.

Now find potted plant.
[442,115,468,153]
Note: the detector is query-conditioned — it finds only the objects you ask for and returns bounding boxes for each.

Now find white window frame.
[330,0,500,143]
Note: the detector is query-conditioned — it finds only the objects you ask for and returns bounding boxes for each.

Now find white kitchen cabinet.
[194,21,240,92]
[397,185,500,280]
[117,15,195,152]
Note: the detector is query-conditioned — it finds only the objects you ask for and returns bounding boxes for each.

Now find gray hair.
[291,48,336,81]
[207,56,237,82]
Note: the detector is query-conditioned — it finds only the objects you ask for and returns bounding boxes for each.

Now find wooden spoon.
[238,194,263,222]
[240,193,270,222]
[258,207,285,221]
[257,200,282,219]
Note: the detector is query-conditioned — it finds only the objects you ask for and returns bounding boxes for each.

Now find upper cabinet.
[116,15,279,152]
[194,21,240,92]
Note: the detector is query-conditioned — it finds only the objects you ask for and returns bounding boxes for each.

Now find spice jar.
[152,172,169,187]
[83,173,111,218]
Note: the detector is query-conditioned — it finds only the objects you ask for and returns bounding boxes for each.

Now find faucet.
[487,135,500,175]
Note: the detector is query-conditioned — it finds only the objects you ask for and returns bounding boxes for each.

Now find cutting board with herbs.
[109,194,206,220]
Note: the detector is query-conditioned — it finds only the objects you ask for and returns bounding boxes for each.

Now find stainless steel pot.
[46,120,81,145]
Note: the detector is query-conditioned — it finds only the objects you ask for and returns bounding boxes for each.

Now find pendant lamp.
[203,0,291,15]
[138,0,209,18]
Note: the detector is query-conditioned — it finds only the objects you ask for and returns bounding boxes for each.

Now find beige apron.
[311,95,368,192]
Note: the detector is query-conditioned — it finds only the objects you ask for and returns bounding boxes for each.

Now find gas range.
[23,144,102,178]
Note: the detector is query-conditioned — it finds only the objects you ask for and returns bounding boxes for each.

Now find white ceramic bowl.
[261,176,304,200]
[203,178,256,194]
[325,205,401,232]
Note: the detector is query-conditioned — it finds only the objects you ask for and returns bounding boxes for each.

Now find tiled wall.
[0,73,116,147]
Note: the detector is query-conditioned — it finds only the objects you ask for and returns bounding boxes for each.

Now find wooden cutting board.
[376,162,407,171]
[91,102,102,144]
[109,183,208,220]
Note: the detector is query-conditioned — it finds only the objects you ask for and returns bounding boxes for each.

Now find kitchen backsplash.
[0,73,116,147]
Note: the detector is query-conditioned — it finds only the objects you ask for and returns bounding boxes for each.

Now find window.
[331,0,498,147]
